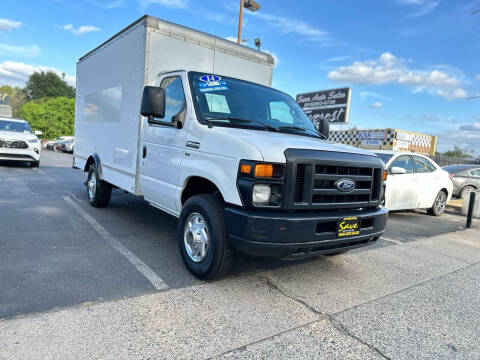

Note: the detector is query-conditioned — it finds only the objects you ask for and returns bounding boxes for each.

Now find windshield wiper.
[205,116,279,132]
[278,125,325,139]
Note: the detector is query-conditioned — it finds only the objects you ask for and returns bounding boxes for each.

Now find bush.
[20,97,75,139]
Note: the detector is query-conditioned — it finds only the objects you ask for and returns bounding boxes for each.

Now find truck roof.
[79,15,274,67]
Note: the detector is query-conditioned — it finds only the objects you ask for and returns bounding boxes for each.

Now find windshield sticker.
[198,75,228,93]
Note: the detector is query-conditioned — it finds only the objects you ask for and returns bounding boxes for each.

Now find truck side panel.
[74,23,146,194]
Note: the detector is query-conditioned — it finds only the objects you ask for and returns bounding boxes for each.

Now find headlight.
[28,138,39,144]
[252,184,271,205]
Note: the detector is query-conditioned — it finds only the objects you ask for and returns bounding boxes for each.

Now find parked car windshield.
[0,120,32,133]
[188,72,324,139]
[374,153,394,163]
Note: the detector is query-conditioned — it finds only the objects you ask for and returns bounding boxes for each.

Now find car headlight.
[252,184,271,205]
[28,138,39,144]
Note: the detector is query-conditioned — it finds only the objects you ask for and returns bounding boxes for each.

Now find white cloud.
[320,55,352,65]
[476,74,480,81]
[369,102,382,108]
[0,61,75,88]
[397,0,439,17]
[0,44,40,57]
[138,0,188,8]
[328,52,467,100]
[0,18,21,32]
[250,12,329,43]
[358,91,391,101]
[459,121,480,132]
[61,24,100,35]
[88,0,125,8]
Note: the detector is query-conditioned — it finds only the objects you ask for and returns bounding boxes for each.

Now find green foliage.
[0,85,14,94]
[20,97,75,139]
[441,146,474,159]
[25,71,75,101]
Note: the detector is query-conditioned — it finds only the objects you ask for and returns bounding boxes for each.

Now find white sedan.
[375,151,453,216]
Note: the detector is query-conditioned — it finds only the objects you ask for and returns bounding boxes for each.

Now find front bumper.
[225,206,388,259]
[0,148,40,162]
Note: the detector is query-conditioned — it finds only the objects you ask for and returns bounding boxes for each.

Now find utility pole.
[237,0,260,44]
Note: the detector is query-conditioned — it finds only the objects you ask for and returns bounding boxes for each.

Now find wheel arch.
[180,176,225,205]
[84,153,103,179]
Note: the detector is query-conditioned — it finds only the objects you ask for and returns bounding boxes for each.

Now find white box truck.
[74,15,388,279]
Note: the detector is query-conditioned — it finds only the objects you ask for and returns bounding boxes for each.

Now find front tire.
[178,194,233,280]
[86,165,112,208]
[427,190,447,216]
[460,186,475,200]
[31,160,40,168]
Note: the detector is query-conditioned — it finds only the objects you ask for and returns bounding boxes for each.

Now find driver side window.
[390,155,414,173]
[160,76,185,122]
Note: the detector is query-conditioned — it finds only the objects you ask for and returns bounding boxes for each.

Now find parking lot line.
[382,237,403,244]
[63,196,169,291]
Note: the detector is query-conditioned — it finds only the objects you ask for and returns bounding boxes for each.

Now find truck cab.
[74,16,388,279]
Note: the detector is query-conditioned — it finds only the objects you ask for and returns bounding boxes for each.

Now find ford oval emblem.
[335,178,356,192]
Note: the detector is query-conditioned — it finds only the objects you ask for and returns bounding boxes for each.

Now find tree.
[442,146,473,159]
[20,97,75,139]
[25,71,75,101]
[0,85,14,94]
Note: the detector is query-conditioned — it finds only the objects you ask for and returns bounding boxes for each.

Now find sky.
[0,0,479,153]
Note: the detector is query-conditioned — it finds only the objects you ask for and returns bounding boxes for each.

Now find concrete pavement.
[1,228,479,359]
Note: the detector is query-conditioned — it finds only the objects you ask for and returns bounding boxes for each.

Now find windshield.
[374,153,394,163]
[0,120,32,133]
[188,72,324,139]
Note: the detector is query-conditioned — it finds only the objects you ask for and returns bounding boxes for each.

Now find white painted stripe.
[63,196,169,291]
[382,237,403,244]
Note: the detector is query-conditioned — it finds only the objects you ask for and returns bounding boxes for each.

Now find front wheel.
[178,194,233,280]
[86,165,112,208]
[460,186,475,200]
[427,190,447,216]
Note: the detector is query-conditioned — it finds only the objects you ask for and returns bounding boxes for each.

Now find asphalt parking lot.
[0,151,470,318]
[0,151,480,359]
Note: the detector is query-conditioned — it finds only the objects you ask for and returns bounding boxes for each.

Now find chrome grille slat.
[313,188,371,196]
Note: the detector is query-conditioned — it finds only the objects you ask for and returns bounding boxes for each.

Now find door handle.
[143,146,147,158]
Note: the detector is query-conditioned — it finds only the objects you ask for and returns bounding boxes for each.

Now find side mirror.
[390,166,407,175]
[318,118,330,139]
[141,86,166,120]
[34,130,42,136]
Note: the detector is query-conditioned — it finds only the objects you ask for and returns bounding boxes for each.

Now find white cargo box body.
[74,15,274,194]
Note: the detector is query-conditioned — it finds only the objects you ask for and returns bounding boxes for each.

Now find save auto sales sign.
[296,87,351,125]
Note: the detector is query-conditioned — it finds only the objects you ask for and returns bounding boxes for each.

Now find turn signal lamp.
[240,164,252,174]
[254,164,274,178]
[383,170,388,182]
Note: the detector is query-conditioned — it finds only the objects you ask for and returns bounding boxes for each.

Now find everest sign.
[296,87,351,125]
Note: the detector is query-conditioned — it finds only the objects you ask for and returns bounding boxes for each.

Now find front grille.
[0,140,28,149]
[285,149,384,210]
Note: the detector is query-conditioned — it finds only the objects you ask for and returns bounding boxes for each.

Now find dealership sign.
[0,92,10,106]
[296,87,351,125]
